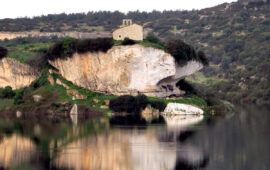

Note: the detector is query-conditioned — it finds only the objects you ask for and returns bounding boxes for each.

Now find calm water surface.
[0,106,269,170]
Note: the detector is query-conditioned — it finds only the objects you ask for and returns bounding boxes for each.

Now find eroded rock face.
[49,45,203,97]
[0,58,40,89]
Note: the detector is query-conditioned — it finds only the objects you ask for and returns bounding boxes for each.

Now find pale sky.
[0,0,237,19]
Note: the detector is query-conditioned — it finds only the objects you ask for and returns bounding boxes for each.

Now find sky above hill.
[0,0,237,19]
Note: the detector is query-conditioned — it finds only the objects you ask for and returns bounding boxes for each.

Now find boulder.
[164,103,204,115]
[100,105,109,109]
[33,94,43,102]
[70,104,78,124]
[93,98,99,104]
[47,75,55,86]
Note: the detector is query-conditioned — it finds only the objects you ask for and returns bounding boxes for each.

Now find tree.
[122,38,136,45]
[166,39,197,64]
[198,51,209,65]
[0,86,15,98]
[144,33,164,46]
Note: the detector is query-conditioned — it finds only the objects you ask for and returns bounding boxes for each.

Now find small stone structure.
[112,19,143,41]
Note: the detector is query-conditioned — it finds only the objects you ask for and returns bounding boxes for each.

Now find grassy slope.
[6,42,52,63]
[54,73,207,111]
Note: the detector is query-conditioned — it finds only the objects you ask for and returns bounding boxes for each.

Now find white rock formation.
[33,94,43,102]
[49,44,203,97]
[0,58,40,89]
[164,103,204,115]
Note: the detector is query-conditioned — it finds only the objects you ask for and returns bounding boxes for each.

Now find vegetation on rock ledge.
[47,37,114,60]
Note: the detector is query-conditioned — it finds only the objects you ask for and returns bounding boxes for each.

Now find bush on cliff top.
[47,37,113,60]
[144,33,165,47]
[44,36,208,67]
[121,38,136,45]
[165,39,208,65]
[0,46,8,59]
[26,52,49,69]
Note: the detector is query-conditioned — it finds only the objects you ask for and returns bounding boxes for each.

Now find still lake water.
[0,106,269,170]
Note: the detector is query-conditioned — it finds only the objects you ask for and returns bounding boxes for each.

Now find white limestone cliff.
[49,44,203,97]
[0,58,40,89]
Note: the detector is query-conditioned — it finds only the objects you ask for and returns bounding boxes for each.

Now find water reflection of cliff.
[53,128,176,170]
[0,114,208,170]
[0,135,36,168]
[53,115,205,170]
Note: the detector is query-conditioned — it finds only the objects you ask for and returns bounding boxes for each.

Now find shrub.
[0,86,15,98]
[47,41,63,59]
[76,39,93,53]
[0,46,8,59]
[262,20,270,25]
[148,100,167,111]
[144,33,165,46]
[77,38,113,53]
[176,79,197,95]
[109,94,167,115]
[26,52,48,68]
[62,37,76,57]
[165,39,198,65]
[198,51,209,65]
[121,38,136,45]
[14,89,25,105]
[48,37,113,60]
[109,95,140,115]
[30,73,49,88]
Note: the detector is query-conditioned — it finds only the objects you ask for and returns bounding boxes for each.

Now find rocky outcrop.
[0,58,40,89]
[164,103,204,115]
[49,45,203,97]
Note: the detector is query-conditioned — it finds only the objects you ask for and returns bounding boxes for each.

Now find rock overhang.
[47,44,203,97]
